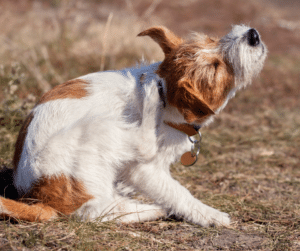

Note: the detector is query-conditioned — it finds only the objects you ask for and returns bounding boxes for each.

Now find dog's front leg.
[128,163,230,227]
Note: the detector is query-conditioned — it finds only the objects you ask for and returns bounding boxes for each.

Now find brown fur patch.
[141,26,235,123]
[1,197,57,222]
[37,79,89,105]
[13,112,34,170]
[157,38,234,123]
[24,175,94,216]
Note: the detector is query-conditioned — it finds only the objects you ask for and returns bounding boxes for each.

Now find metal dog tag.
[181,151,197,166]
[181,131,202,167]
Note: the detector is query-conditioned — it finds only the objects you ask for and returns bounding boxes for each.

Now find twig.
[125,0,134,14]
[143,0,162,19]
[100,12,113,72]
[41,46,64,84]
[55,230,76,241]
[21,50,52,92]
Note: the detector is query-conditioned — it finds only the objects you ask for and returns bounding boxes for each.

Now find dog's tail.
[0,179,57,221]
[0,169,94,222]
[0,196,58,222]
[0,167,57,222]
[0,167,57,221]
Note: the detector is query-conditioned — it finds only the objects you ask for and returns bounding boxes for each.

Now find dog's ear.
[138,26,183,55]
[169,80,215,123]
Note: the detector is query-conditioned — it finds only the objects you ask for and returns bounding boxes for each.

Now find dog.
[0,25,267,226]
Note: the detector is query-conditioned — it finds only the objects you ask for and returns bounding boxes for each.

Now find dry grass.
[0,0,300,250]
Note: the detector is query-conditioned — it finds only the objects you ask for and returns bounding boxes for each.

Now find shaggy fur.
[0,25,267,226]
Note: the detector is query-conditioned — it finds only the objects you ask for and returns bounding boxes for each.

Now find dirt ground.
[0,0,299,250]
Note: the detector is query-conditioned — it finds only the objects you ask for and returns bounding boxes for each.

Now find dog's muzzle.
[247,28,260,47]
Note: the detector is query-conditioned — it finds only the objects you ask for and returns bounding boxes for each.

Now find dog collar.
[164,122,199,136]
[164,121,202,166]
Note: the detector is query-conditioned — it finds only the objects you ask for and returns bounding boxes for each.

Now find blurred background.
[0,1,299,249]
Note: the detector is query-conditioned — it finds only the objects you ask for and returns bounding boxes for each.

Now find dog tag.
[181,151,197,166]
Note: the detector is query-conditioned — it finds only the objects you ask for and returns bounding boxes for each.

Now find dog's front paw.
[191,203,230,227]
[205,208,230,227]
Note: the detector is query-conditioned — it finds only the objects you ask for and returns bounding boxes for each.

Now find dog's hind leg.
[115,198,165,223]
[75,195,165,223]
[136,80,162,161]
[102,197,165,223]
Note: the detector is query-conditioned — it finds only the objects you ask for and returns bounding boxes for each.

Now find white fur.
[220,25,267,89]
[13,25,267,227]
[0,200,10,215]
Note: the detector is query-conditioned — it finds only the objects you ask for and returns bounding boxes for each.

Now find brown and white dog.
[0,25,267,226]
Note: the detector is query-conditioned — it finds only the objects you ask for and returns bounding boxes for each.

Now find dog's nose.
[247,28,260,46]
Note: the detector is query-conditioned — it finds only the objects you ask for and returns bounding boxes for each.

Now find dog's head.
[138,25,267,124]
